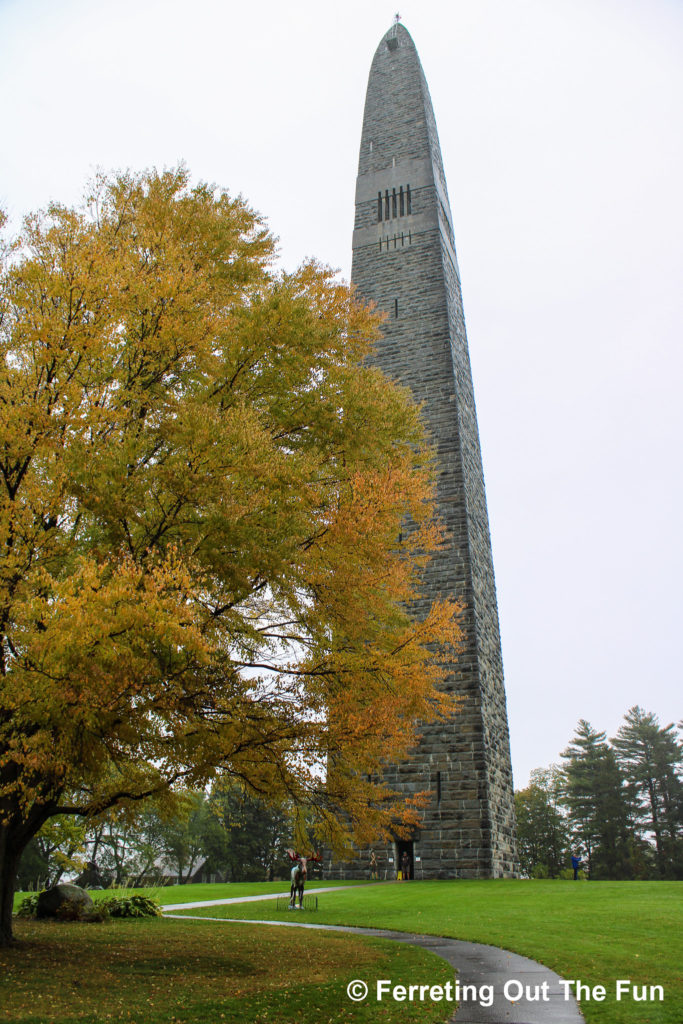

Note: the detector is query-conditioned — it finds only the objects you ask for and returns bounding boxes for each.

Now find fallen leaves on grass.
[1,918,452,1024]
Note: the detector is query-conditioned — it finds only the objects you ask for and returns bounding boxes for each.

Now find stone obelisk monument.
[329,21,517,878]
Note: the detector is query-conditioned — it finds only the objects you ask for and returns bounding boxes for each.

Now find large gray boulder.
[36,883,94,919]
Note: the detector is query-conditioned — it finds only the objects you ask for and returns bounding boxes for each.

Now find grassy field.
[8,879,681,1024]
[172,878,682,1024]
[12,878,366,914]
[1,915,452,1024]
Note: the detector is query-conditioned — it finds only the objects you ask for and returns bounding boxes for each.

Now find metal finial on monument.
[387,12,401,49]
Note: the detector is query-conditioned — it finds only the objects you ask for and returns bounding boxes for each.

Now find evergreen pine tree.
[611,707,683,878]
[561,720,633,879]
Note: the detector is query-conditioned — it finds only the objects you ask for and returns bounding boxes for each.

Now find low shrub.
[102,894,162,918]
[15,892,42,918]
[54,898,89,922]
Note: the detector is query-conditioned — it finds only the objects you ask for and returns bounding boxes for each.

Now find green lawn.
[12,878,367,914]
[1,916,453,1024]
[9,879,680,1024]
[173,878,682,1024]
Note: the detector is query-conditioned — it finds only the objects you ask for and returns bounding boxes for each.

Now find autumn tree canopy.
[0,167,461,942]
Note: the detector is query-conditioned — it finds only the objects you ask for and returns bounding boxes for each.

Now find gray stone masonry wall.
[324,23,518,879]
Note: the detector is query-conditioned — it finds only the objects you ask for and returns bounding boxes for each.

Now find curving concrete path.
[162,890,584,1024]
[160,884,353,911]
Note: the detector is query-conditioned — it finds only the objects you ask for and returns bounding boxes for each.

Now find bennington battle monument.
[326,21,518,879]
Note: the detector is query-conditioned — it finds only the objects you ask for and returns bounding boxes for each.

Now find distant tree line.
[22,704,681,890]
[515,706,683,880]
[16,785,297,891]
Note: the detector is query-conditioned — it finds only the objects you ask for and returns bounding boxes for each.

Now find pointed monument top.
[358,21,449,220]
[381,18,415,54]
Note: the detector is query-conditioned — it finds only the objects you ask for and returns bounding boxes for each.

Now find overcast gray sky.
[1,0,681,788]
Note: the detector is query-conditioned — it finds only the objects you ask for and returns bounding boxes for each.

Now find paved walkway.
[161,885,354,912]
[163,893,585,1024]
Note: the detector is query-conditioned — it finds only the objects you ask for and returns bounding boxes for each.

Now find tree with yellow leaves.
[0,167,461,943]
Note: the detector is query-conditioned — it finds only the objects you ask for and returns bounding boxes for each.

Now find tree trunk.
[0,799,59,946]
[0,829,22,946]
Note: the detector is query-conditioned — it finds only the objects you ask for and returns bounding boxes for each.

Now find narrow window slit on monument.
[392,188,397,217]
[400,186,404,215]
[394,298,398,318]
[378,192,383,221]
[385,190,390,219]
[406,184,412,214]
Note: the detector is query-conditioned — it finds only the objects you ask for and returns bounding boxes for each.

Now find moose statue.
[286,848,322,910]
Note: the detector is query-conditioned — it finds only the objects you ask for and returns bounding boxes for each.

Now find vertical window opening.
[385,190,390,220]
[406,184,412,215]
[377,192,383,222]
[392,188,397,218]
[399,186,404,216]
[394,298,398,318]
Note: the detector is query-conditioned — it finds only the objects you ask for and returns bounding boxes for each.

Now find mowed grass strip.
[12,879,369,914]
[1,916,454,1024]
[176,879,682,1024]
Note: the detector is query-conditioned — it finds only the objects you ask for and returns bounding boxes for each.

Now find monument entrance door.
[396,839,414,880]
